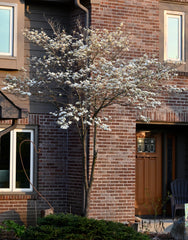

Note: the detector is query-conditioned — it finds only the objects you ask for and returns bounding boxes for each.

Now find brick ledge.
[0,194,37,200]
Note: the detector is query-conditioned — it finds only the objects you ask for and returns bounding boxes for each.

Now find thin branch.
[19,140,54,210]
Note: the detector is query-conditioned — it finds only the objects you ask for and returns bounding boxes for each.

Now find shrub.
[21,213,150,240]
[0,220,26,239]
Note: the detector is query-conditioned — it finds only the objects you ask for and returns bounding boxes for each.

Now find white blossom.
[2,23,180,131]
[2,22,183,216]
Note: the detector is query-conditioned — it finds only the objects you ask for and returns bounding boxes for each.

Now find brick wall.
[0,113,83,225]
[31,114,83,221]
[91,0,159,57]
[88,106,136,222]
[1,0,188,226]
[86,0,160,223]
[88,0,188,222]
[0,195,36,225]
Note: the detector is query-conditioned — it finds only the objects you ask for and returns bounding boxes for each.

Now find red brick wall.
[32,114,83,221]
[88,0,188,222]
[0,195,36,225]
[1,0,188,226]
[87,0,161,223]
[88,106,136,222]
[91,0,159,57]
[0,113,83,225]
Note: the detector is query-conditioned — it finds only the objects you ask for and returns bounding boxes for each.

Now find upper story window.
[0,0,24,69]
[0,5,14,56]
[164,10,185,62]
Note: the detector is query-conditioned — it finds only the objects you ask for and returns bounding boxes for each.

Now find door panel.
[135,132,162,215]
[136,158,145,205]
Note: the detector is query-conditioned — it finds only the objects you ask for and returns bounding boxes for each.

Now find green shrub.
[21,213,150,240]
[0,219,26,238]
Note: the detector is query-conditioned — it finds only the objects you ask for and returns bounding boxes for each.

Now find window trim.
[0,128,34,193]
[164,10,185,62]
[0,0,24,69]
[0,5,14,56]
[0,2,17,56]
[13,129,34,192]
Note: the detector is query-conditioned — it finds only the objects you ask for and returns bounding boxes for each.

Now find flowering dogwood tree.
[3,23,178,216]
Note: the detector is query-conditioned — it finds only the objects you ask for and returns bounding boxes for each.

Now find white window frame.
[0,3,17,57]
[0,129,34,192]
[164,10,185,62]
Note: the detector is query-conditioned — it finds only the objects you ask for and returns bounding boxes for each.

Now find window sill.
[0,193,37,200]
[0,56,23,70]
[165,60,186,64]
[164,60,188,73]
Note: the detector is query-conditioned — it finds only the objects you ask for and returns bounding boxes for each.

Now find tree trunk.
[82,122,97,217]
[82,131,89,217]
[83,187,90,217]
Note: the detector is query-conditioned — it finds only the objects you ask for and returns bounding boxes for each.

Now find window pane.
[137,138,155,153]
[16,132,31,188]
[0,7,12,54]
[167,16,181,60]
[0,133,10,188]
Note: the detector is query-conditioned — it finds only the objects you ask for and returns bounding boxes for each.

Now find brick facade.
[88,0,188,222]
[87,0,160,222]
[0,0,188,225]
[0,113,83,225]
[88,107,136,222]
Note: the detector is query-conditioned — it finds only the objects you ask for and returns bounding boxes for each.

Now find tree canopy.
[2,23,179,216]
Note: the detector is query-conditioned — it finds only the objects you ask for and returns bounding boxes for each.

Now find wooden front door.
[135,131,162,215]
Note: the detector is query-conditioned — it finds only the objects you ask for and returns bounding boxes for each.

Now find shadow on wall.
[0,210,24,225]
[27,199,38,226]
[0,199,38,226]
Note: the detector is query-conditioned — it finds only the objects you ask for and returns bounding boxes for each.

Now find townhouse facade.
[0,0,188,225]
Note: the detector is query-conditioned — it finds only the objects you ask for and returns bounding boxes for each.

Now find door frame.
[136,123,188,216]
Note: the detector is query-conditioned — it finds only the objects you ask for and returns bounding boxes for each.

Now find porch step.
[138,218,173,233]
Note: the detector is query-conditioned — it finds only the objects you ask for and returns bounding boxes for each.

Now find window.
[0,129,34,192]
[0,6,14,56]
[0,0,24,69]
[164,11,185,61]
[137,138,155,153]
